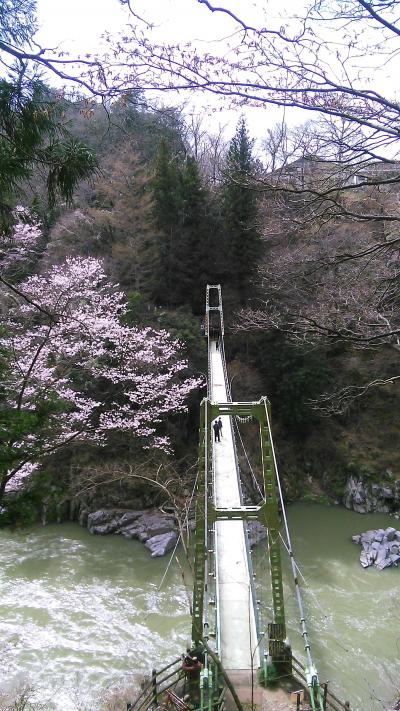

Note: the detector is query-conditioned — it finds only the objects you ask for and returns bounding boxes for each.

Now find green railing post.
[151,669,158,707]
[192,399,208,645]
[322,683,328,710]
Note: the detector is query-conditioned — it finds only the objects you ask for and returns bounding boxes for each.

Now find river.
[0,504,398,710]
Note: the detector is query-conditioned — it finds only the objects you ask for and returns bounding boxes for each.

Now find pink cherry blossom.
[1,245,203,498]
[0,208,42,271]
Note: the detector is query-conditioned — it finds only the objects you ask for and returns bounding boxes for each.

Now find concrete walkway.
[209,340,260,672]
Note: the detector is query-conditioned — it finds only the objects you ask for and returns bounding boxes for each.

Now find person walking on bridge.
[213,420,220,442]
[217,417,223,438]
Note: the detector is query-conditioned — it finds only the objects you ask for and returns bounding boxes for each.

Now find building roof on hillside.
[264,155,400,186]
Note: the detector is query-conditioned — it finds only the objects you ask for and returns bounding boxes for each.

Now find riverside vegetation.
[1,93,400,532]
[1,1,400,537]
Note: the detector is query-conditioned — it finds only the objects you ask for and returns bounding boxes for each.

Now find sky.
[34,0,398,156]
[34,0,298,147]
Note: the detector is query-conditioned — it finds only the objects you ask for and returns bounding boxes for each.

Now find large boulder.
[344,476,396,514]
[87,509,127,524]
[360,530,376,545]
[344,477,369,513]
[118,511,144,528]
[247,521,267,546]
[385,527,397,541]
[145,531,178,558]
[86,507,179,556]
[353,526,400,570]
[360,550,373,568]
[137,511,176,541]
[90,523,118,536]
[87,509,128,534]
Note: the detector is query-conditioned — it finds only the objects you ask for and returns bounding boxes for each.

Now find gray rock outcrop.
[352,526,400,570]
[87,508,177,557]
[344,476,398,514]
[145,531,178,557]
[247,521,267,547]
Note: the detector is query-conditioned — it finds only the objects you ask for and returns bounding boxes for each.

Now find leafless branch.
[309,375,400,415]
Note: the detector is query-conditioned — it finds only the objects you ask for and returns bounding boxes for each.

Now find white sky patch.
[34,0,398,153]
[34,0,305,146]
[36,0,130,55]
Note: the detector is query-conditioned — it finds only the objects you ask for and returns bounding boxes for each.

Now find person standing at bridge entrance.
[213,420,220,442]
[217,417,223,438]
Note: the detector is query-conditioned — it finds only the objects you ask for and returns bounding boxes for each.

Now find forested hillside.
[1,79,400,525]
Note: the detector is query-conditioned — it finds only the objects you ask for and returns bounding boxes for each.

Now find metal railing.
[129,656,226,711]
[292,654,352,711]
[219,336,262,649]
[129,657,183,711]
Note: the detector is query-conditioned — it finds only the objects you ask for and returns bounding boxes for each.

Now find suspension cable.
[264,401,323,710]
[233,417,264,499]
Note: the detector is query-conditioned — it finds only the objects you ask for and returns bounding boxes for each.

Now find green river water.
[0,503,398,710]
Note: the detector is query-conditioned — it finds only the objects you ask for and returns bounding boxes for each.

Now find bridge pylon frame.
[192,395,291,671]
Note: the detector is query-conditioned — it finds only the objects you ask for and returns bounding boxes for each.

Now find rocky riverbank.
[352,526,400,570]
[80,507,268,557]
[344,476,400,514]
[83,508,179,557]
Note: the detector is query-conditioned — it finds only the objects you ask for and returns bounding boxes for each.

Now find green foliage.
[0,0,36,45]
[259,661,279,688]
[301,492,331,505]
[150,137,183,304]
[221,117,262,302]
[150,140,222,312]
[0,469,66,527]
[250,333,332,437]
[125,291,147,322]
[0,77,97,223]
[46,137,98,205]
[153,306,207,370]
[179,156,220,313]
[110,101,186,163]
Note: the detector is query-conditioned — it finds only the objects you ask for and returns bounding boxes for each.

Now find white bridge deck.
[209,340,260,672]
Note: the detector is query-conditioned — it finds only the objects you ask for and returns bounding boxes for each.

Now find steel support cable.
[141,469,201,624]
[218,332,262,498]
[207,327,212,399]
[278,532,308,586]
[204,398,209,641]
[278,531,351,658]
[233,418,263,498]
[263,402,324,711]
[211,402,221,656]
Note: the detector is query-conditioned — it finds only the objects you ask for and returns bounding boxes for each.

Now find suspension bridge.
[132,286,352,711]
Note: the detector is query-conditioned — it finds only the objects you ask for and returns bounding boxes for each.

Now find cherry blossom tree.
[0,207,42,272]
[0,254,203,503]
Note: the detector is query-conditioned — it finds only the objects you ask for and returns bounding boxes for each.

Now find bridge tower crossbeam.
[192,395,291,672]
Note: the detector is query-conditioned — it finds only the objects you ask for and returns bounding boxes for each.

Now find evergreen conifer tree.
[0,78,97,224]
[180,156,214,313]
[221,117,262,303]
[151,137,183,306]
[151,141,222,311]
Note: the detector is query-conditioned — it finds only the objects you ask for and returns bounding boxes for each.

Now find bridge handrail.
[210,430,221,655]
[130,659,226,711]
[218,335,263,652]
[129,657,183,710]
[292,655,351,711]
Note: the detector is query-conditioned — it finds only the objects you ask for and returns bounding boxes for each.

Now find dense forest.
[1,0,400,528]
[1,85,399,527]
